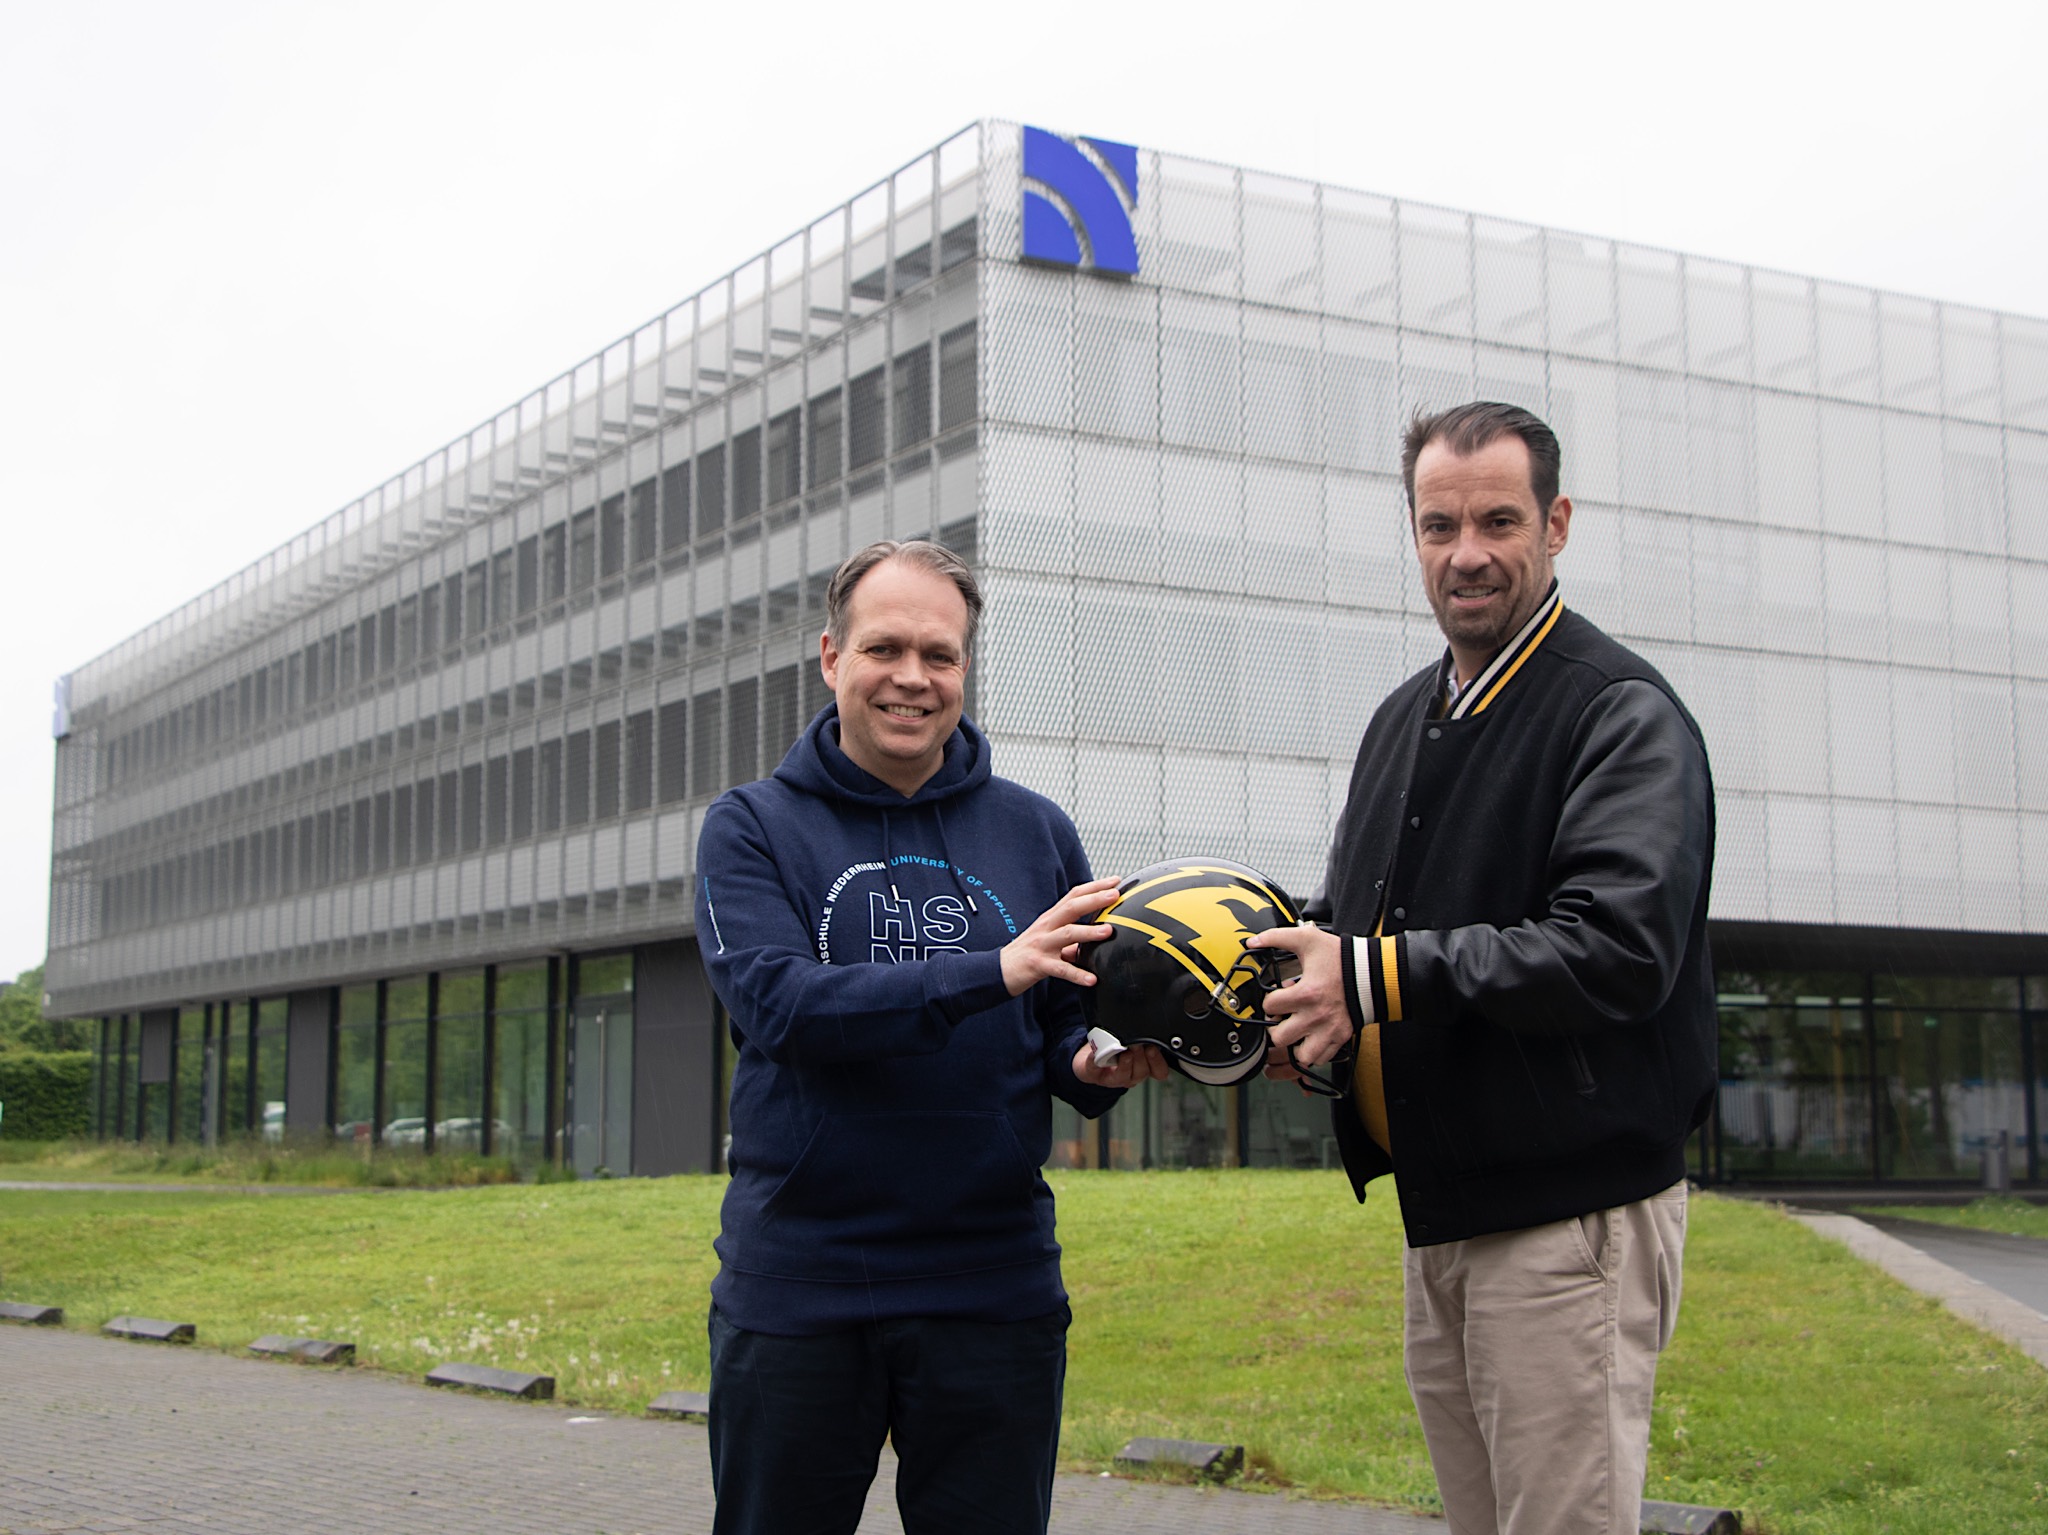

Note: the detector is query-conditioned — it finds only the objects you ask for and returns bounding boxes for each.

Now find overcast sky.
[2,0,2043,986]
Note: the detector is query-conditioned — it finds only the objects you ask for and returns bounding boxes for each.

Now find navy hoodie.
[696,705,1121,1336]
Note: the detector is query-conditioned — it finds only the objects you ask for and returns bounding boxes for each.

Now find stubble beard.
[1429,589,1523,660]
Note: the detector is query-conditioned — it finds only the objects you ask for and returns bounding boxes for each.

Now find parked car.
[432,1116,518,1150]
[380,1116,427,1147]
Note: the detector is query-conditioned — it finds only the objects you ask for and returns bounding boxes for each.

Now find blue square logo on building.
[1021,127,1138,275]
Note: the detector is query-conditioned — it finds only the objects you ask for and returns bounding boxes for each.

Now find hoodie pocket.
[757,1112,1041,1277]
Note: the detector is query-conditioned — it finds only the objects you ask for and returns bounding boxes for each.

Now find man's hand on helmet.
[1000,876,1123,998]
[1072,1035,1170,1088]
[1246,924,1354,1080]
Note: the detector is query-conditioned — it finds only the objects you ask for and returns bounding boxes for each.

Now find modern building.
[50,120,2048,1187]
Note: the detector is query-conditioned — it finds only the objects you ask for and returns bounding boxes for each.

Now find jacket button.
[1375,879,1384,890]
[1427,727,1442,740]
[1410,816,1421,828]
[1392,906,1406,919]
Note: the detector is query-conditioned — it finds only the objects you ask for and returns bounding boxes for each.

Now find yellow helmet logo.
[1096,862,1298,1021]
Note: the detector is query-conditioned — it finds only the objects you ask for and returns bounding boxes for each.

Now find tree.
[0,965,90,1053]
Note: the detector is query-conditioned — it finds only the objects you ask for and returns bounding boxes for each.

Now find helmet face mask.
[1078,859,1302,1087]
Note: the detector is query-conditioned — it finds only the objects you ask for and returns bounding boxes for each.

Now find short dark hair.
[825,540,984,655]
[1401,402,1563,517]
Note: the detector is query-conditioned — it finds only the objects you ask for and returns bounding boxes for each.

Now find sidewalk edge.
[1789,1211,2048,1371]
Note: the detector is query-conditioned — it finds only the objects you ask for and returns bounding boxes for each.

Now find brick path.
[0,1325,1440,1534]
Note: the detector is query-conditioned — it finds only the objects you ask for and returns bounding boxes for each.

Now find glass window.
[418,583,440,655]
[1715,993,1873,1179]
[939,322,976,431]
[383,978,429,1148]
[696,444,726,536]
[116,1017,137,1140]
[436,970,486,1152]
[565,730,592,826]
[142,1052,170,1142]
[222,1005,251,1136]
[485,757,508,848]
[1875,1006,2026,1180]
[1086,1079,1230,1169]
[580,954,632,997]
[569,988,633,1177]
[848,367,885,470]
[595,720,622,820]
[692,690,724,798]
[625,710,654,812]
[441,574,463,647]
[489,549,513,626]
[90,1018,110,1137]
[409,785,434,871]
[660,462,690,551]
[543,524,567,602]
[630,478,658,565]
[465,562,488,635]
[733,427,762,521]
[727,677,759,785]
[658,700,688,804]
[763,665,801,767]
[522,541,547,618]
[1046,1097,1095,1169]
[1244,1075,1332,1168]
[495,962,553,1165]
[314,809,332,886]
[894,344,932,448]
[808,391,842,490]
[437,771,458,858]
[539,739,563,833]
[351,796,371,878]
[175,1007,206,1144]
[335,984,378,1147]
[512,748,535,839]
[570,509,597,592]
[600,493,626,579]
[253,999,286,1143]
[460,763,484,851]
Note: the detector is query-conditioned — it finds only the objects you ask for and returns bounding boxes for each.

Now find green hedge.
[0,1051,92,1140]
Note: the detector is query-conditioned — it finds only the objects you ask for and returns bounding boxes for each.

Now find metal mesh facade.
[974,121,2048,939]
[49,130,985,1017]
[48,118,2048,1020]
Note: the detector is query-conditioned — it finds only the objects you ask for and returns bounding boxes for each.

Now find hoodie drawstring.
[931,801,978,913]
[882,810,900,902]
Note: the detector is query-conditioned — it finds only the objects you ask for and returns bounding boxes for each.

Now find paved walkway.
[0,1324,1441,1535]
[1852,1214,2048,1316]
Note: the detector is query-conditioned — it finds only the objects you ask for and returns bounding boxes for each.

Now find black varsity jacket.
[1315,586,1718,1246]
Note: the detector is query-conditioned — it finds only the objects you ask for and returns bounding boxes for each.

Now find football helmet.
[1078,858,1303,1087]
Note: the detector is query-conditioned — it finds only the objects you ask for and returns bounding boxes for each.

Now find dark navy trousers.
[706,1303,1068,1535]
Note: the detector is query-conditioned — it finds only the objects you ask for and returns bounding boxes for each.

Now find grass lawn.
[0,1137,527,1187]
[2,1173,2043,1533]
[1853,1197,2048,1242]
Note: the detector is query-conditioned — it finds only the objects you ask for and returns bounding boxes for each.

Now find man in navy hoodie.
[695,539,1165,1535]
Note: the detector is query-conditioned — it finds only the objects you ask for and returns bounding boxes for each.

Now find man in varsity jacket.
[1249,402,1718,1535]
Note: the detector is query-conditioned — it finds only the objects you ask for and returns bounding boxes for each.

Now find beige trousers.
[1402,1181,1688,1535]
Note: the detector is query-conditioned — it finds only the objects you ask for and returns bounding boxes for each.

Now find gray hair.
[825,540,984,655]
